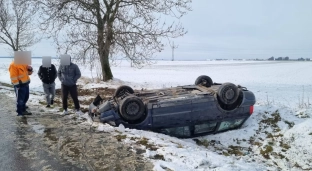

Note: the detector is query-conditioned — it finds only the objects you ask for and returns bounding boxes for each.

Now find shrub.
[260,145,273,159]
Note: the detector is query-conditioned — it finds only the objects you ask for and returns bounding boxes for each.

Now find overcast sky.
[1,0,312,60]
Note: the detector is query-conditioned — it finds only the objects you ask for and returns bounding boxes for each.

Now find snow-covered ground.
[0,58,311,171]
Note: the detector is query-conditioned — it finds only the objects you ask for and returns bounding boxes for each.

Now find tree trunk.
[98,43,113,81]
[97,23,113,81]
[101,49,113,81]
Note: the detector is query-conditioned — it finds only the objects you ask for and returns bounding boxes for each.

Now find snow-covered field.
[0,58,311,171]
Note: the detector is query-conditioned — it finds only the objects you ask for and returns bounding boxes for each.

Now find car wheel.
[119,96,145,121]
[195,75,213,87]
[114,85,134,98]
[217,83,239,105]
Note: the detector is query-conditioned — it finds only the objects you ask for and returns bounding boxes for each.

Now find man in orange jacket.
[9,61,33,116]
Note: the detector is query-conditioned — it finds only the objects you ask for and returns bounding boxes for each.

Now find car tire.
[114,85,134,98]
[195,75,213,87]
[119,95,145,121]
[217,83,239,105]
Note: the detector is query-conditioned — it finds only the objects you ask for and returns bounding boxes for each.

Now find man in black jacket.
[38,64,57,107]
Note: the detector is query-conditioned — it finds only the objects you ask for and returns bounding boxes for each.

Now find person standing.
[9,61,33,116]
[38,63,57,108]
[57,58,83,115]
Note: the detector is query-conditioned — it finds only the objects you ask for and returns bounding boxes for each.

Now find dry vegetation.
[52,86,116,113]
[191,109,308,169]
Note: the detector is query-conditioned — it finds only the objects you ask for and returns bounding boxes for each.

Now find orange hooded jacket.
[9,61,30,87]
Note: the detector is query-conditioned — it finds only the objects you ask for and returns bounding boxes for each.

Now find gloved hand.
[27,66,33,75]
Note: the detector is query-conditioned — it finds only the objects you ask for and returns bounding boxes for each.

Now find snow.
[0,58,312,171]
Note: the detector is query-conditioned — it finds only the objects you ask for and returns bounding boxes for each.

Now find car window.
[160,126,191,137]
[217,119,245,132]
[194,122,217,134]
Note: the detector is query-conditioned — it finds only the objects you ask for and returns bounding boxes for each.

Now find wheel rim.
[225,89,235,100]
[222,87,236,102]
[126,102,140,116]
[200,79,207,86]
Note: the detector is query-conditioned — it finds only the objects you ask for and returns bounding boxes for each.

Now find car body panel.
[91,84,256,138]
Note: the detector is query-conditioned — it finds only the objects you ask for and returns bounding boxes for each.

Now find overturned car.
[89,75,255,138]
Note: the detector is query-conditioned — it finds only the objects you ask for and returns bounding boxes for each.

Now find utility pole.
[169,41,178,61]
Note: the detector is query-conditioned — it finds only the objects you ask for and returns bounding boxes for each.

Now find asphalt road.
[0,93,89,170]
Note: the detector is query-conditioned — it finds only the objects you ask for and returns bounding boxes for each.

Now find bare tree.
[33,0,192,81]
[0,0,40,51]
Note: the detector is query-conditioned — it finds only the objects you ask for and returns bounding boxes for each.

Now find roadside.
[0,83,154,171]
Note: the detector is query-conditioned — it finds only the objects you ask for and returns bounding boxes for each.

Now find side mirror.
[93,94,103,106]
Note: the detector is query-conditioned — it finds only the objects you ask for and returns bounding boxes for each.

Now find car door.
[151,98,192,128]
[191,95,222,123]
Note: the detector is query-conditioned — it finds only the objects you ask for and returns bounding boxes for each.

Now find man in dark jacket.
[38,64,57,107]
[57,59,82,115]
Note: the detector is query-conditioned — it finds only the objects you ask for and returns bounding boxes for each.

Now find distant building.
[268,56,274,60]
[284,57,289,60]
[306,58,310,61]
[298,57,305,61]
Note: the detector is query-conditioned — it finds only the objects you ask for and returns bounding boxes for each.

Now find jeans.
[14,85,29,115]
[43,82,55,105]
